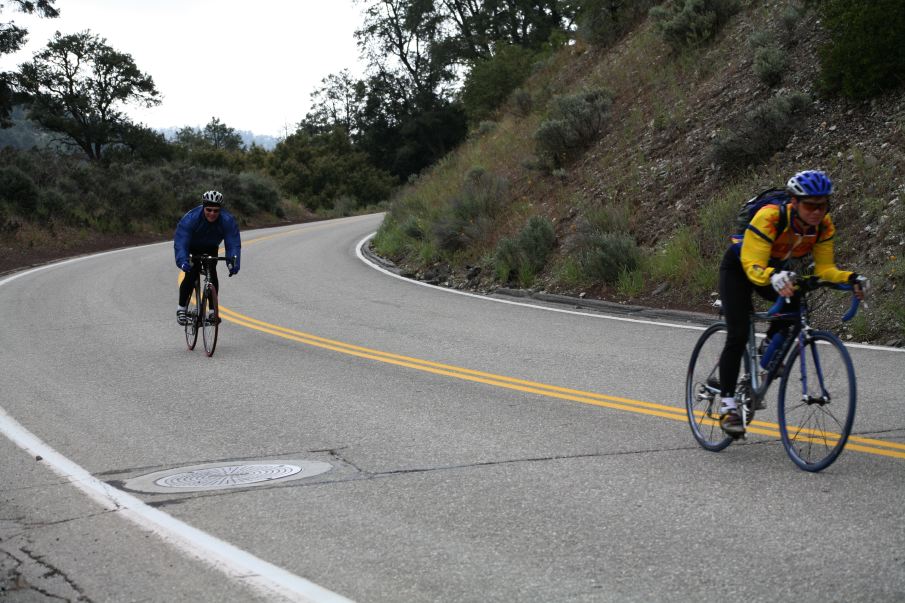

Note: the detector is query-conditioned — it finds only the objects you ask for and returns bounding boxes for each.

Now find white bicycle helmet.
[201,190,223,206]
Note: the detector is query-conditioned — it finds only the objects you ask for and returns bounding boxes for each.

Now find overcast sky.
[1,0,366,138]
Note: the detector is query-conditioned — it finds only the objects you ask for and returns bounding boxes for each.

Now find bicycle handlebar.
[765,277,859,322]
[188,254,231,262]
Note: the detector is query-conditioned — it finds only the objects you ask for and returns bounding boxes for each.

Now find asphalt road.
[1,213,903,602]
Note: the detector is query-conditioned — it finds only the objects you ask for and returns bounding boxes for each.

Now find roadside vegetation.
[372,0,905,346]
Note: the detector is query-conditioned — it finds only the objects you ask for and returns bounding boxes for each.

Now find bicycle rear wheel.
[686,322,734,451]
[201,284,219,357]
[778,331,856,472]
[184,281,200,350]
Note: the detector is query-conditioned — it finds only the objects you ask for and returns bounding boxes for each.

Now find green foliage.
[649,0,739,52]
[534,88,613,167]
[578,232,641,284]
[616,267,644,297]
[493,215,556,286]
[512,89,533,117]
[373,216,409,259]
[818,0,905,99]
[753,44,787,87]
[0,164,39,215]
[15,30,160,160]
[462,44,536,125]
[0,148,284,232]
[699,188,743,258]
[576,0,658,47]
[270,127,396,211]
[710,92,811,170]
[648,227,714,293]
[430,167,508,253]
[0,0,59,127]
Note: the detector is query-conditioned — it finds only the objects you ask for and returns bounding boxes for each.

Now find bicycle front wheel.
[686,322,734,451]
[201,284,219,357]
[184,282,200,350]
[778,331,856,472]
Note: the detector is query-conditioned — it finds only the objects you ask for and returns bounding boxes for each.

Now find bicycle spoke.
[778,333,856,472]
[686,323,734,451]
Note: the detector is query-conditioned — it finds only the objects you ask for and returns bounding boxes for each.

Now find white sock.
[177,305,186,311]
[720,397,737,411]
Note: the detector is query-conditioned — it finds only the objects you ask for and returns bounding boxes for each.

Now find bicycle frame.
[740,281,857,424]
[186,254,229,357]
[686,276,859,470]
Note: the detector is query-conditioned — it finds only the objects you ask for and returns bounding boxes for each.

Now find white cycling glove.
[770,270,796,294]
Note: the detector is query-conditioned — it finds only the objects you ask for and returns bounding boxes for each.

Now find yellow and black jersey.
[731,204,852,287]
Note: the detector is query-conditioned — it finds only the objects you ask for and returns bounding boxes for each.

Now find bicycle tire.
[184,280,200,350]
[686,322,734,451]
[201,284,219,357]
[778,331,856,472]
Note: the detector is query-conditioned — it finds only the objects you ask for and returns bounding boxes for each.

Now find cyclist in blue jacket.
[174,190,241,325]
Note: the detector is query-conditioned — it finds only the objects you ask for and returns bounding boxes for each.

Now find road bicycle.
[184,254,230,357]
[686,277,860,472]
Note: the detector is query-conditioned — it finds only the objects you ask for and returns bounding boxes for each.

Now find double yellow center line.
[217,305,905,462]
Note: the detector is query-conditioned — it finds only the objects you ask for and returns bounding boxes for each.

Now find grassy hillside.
[373,1,905,346]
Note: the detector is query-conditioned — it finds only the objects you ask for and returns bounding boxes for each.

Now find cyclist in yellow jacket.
[717,170,869,435]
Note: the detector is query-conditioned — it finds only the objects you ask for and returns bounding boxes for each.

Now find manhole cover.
[123,460,332,493]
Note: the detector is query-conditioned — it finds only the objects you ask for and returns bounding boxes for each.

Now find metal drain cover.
[123,460,332,493]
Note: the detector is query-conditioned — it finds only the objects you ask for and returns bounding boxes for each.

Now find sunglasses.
[799,200,829,212]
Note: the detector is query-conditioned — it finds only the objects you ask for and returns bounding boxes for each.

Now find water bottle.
[759,332,785,369]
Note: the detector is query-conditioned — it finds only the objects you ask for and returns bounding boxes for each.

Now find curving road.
[1,213,904,602]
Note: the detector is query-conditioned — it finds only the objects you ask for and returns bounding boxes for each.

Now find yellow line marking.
[175,220,905,462]
[216,306,905,462]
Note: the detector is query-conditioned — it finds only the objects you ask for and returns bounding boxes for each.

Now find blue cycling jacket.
[173,205,242,269]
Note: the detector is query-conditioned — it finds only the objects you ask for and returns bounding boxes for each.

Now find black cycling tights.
[178,252,219,307]
[718,248,798,398]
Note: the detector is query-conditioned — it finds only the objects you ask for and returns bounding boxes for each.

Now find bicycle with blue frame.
[685,276,860,472]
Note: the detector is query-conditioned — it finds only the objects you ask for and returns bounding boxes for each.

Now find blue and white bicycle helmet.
[201,190,223,206]
[786,170,833,197]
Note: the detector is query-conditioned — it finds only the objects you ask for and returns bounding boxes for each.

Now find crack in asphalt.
[0,530,92,602]
[127,442,716,508]
[21,546,91,601]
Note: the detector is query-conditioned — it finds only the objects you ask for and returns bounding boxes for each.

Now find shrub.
[476,121,497,136]
[616,267,644,297]
[429,168,508,254]
[650,0,739,52]
[401,216,424,240]
[0,165,39,213]
[579,232,641,283]
[534,88,613,167]
[649,227,714,293]
[577,0,658,47]
[517,216,556,275]
[462,44,536,125]
[332,194,358,217]
[779,3,801,38]
[710,92,811,170]
[493,216,556,286]
[373,217,409,258]
[818,0,905,99]
[512,89,533,117]
[753,44,788,87]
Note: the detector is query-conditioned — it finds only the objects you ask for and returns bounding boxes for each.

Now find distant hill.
[155,127,280,151]
[0,111,282,152]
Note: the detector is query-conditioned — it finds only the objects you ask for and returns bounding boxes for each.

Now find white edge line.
[0,249,354,603]
[355,232,905,354]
